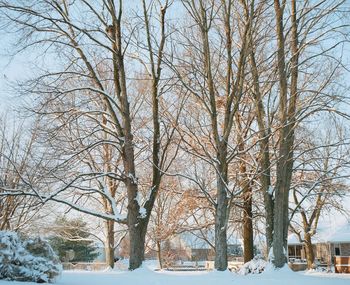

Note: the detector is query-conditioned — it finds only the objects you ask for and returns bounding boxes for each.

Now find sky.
[0,1,183,114]
[0,33,31,113]
[0,0,349,225]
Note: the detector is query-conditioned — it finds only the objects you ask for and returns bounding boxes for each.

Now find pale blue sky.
[0,1,349,225]
[0,33,32,112]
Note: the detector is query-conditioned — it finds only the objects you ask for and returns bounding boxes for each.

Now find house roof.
[327,223,350,243]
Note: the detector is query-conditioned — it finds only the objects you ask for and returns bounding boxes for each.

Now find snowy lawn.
[1,267,350,285]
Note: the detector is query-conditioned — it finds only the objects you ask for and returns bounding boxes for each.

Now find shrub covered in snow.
[0,231,62,283]
[237,255,268,275]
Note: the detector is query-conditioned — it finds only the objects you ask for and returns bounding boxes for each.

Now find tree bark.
[105,220,115,268]
[236,118,254,263]
[272,0,299,268]
[127,196,146,270]
[304,233,315,269]
[214,175,228,271]
[156,240,163,269]
[243,184,254,263]
[249,41,274,253]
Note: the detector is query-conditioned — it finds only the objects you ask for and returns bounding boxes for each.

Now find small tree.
[49,217,99,262]
[290,124,350,269]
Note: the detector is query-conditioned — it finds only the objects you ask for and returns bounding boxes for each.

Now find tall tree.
[245,0,349,266]
[174,0,253,270]
[0,0,178,270]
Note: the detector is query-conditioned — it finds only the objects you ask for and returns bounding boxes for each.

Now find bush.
[0,231,62,283]
[237,255,268,275]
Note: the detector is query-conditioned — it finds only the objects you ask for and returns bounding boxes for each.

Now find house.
[287,221,350,271]
[167,232,245,262]
[143,231,246,264]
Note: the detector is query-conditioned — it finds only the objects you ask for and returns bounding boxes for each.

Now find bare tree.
[0,115,44,232]
[1,0,349,272]
[0,0,179,270]
[146,176,201,269]
[244,0,350,267]
[289,122,350,269]
[169,0,254,270]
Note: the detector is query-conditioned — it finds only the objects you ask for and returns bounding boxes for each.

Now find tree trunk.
[156,240,163,269]
[123,135,145,270]
[272,0,298,268]
[237,136,254,263]
[304,233,315,269]
[128,227,146,270]
[236,110,254,263]
[105,220,115,268]
[243,185,254,263]
[127,180,153,270]
[273,134,294,266]
[272,175,289,267]
[120,61,145,270]
[128,205,147,270]
[263,185,274,253]
[214,175,228,271]
[249,47,274,253]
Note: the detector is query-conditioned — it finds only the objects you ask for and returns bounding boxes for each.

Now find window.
[288,245,302,259]
[288,246,295,257]
[334,244,341,256]
[295,245,302,258]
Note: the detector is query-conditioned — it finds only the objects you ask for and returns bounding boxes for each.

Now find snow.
[268,186,274,196]
[268,247,274,261]
[139,207,147,219]
[102,186,126,221]
[134,192,147,219]
[1,265,349,285]
[288,233,301,245]
[128,173,138,185]
[0,232,61,283]
[237,256,268,275]
[327,223,350,243]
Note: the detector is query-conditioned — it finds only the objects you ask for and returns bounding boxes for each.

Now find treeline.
[0,0,349,271]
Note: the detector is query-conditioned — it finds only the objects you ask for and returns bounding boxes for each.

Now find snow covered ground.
[1,266,350,285]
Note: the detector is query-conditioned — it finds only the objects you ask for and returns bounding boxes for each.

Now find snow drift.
[237,255,268,275]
